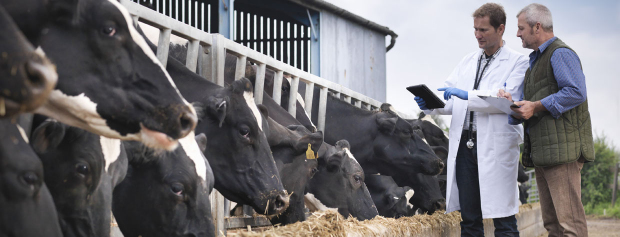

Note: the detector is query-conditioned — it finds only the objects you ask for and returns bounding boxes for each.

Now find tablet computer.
[406,85,445,109]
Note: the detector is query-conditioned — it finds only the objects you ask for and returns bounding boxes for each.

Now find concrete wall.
[320,10,387,102]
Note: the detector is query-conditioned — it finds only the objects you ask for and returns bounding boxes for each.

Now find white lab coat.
[424,45,528,218]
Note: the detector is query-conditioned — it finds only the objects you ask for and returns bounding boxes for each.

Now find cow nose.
[177,106,197,138]
[271,194,290,215]
[437,159,445,170]
[24,59,57,100]
[435,198,446,210]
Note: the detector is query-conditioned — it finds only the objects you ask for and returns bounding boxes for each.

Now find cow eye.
[75,164,89,175]
[170,183,184,196]
[21,172,39,185]
[353,175,362,183]
[238,126,250,138]
[102,26,116,37]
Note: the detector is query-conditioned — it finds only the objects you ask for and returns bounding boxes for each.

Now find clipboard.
[478,96,521,115]
[406,85,445,109]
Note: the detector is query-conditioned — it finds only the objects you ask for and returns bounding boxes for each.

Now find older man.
[499,3,594,237]
[415,3,527,236]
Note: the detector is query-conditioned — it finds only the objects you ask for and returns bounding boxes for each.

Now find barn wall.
[320,11,387,102]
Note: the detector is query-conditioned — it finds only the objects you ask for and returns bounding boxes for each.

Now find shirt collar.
[537,36,558,54]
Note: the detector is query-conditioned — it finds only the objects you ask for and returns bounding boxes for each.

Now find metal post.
[317,86,328,132]
[254,63,266,104]
[156,28,172,67]
[199,45,213,82]
[304,82,315,118]
[354,100,361,108]
[185,40,200,72]
[212,35,226,86]
[343,95,351,103]
[272,70,283,105]
[612,162,619,207]
[234,55,247,80]
[218,0,232,39]
[287,76,299,117]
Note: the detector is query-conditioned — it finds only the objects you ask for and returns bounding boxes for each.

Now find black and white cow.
[0,5,57,118]
[365,174,414,218]
[113,133,215,237]
[155,40,289,215]
[309,94,444,177]
[0,118,62,237]
[305,140,379,220]
[31,119,128,237]
[393,172,446,215]
[6,0,198,150]
[262,115,323,225]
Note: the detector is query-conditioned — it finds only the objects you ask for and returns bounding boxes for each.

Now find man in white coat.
[414,3,528,236]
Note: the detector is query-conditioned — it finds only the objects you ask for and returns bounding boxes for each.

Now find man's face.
[517,14,536,50]
[474,16,503,53]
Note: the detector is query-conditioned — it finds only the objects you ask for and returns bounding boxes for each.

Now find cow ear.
[335,139,350,151]
[194,133,207,153]
[257,104,268,118]
[418,111,426,119]
[430,146,448,160]
[31,120,66,153]
[295,132,323,154]
[49,0,80,24]
[230,77,254,95]
[206,96,227,127]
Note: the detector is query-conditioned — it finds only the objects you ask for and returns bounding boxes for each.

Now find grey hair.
[517,3,553,32]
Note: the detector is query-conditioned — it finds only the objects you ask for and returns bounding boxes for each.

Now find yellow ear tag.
[306,143,317,160]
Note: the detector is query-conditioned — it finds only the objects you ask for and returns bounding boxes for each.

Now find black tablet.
[406,85,445,109]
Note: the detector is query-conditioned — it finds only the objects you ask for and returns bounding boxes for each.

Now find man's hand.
[497,89,513,102]
[438,87,468,100]
[512,100,546,120]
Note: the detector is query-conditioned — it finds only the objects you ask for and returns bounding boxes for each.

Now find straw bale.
[229,210,462,237]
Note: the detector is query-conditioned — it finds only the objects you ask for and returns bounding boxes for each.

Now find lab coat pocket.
[493,132,520,164]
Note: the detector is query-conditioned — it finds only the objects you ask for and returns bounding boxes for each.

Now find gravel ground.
[538,216,620,237]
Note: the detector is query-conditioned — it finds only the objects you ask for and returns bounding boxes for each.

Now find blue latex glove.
[414,96,428,110]
[437,87,468,100]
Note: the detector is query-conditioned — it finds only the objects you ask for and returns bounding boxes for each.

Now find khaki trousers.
[535,158,587,237]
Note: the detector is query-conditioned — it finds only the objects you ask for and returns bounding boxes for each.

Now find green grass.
[584,201,620,218]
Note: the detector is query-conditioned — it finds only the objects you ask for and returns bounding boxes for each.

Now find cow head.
[31,119,128,237]
[374,112,444,176]
[0,5,57,118]
[193,78,288,215]
[114,133,215,237]
[365,174,413,219]
[306,140,379,220]
[35,0,197,150]
[402,173,446,215]
[266,122,322,225]
[0,119,62,236]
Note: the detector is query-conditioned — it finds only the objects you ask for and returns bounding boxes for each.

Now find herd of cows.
[0,0,531,236]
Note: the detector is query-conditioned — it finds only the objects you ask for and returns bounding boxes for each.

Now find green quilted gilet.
[521,38,595,168]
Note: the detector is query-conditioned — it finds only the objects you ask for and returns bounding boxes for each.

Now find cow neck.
[323,95,378,166]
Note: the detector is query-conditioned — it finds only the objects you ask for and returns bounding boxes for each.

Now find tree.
[581,135,619,205]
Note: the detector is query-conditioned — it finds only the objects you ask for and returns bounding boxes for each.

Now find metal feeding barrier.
[120,0,385,235]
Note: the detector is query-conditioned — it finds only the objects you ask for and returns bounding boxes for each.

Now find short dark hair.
[473,3,506,31]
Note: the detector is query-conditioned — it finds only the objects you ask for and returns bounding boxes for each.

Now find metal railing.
[120,0,385,235]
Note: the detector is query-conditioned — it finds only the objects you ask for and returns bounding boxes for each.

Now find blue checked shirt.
[509,37,587,125]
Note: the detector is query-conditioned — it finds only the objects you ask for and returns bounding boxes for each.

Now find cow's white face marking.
[178,131,208,182]
[343,148,358,164]
[16,125,28,143]
[37,90,179,150]
[304,193,337,212]
[405,189,414,208]
[243,91,262,131]
[107,0,193,109]
[100,137,121,172]
[393,196,399,200]
[422,138,429,145]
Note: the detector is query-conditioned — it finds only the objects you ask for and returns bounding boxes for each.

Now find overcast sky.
[326,0,620,148]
